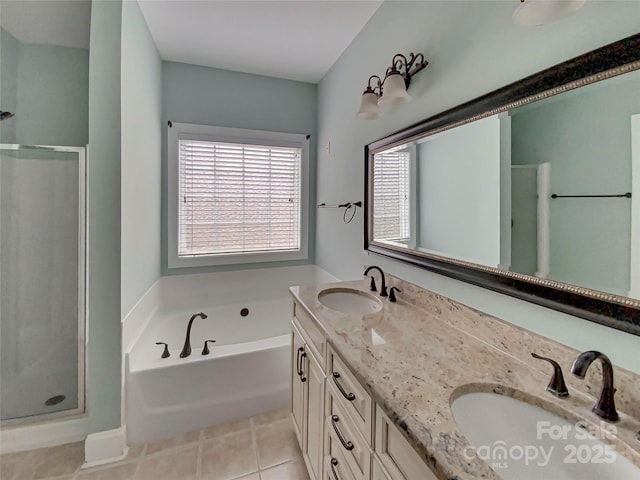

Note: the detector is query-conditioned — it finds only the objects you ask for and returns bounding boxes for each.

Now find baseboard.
[82,426,128,469]
[0,416,89,453]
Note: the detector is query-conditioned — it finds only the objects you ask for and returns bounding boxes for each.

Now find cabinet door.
[372,456,391,480]
[292,326,307,448]
[374,406,438,480]
[305,350,325,480]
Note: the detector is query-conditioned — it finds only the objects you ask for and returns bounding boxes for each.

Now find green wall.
[316,0,640,373]
[121,0,162,317]
[0,28,19,143]
[86,0,122,433]
[161,62,317,275]
[0,27,88,146]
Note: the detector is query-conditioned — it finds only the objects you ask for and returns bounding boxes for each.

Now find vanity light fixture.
[513,0,586,26]
[356,52,428,120]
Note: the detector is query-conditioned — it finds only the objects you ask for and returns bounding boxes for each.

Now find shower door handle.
[296,346,307,382]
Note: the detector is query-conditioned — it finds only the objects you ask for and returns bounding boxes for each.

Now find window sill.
[167,248,308,269]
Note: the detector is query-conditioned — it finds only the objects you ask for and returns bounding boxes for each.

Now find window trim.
[168,122,309,268]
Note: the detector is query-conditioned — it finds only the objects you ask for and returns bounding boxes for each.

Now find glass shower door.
[0,144,85,423]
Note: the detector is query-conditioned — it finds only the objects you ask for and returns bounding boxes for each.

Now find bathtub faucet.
[180,312,208,358]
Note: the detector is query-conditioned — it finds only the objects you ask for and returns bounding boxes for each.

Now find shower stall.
[0,144,85,425]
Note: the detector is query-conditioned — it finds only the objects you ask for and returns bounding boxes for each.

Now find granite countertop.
[289,277,640,480]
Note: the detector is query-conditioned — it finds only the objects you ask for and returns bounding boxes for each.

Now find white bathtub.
[124,265,336,445]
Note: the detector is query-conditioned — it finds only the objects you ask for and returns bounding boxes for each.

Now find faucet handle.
[531,353,569,398]
[388,286,401,302]
[155,342,170,359]
[368,276,377,292]
[202,339,216,355]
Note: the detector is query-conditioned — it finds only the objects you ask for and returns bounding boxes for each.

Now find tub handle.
[329,457,341,480]
[297,347,307,382]
[155,342,170,359]
[332,372,356,401]
[202,340,216,355]
[331,415,354,451]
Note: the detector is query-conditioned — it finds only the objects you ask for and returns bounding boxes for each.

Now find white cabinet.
[292,325,307,445]
[293,304,438,480]
[292,303,326,480]
[306,350,325,480]
[372,456,391,480]
[374,406,438,480]
[325,383,371,480]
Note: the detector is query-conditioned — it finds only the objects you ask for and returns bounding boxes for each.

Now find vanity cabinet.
[292,303,326,480]
[292,302,438,480]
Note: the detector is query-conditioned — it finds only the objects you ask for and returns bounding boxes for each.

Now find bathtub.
[124,265,337,445]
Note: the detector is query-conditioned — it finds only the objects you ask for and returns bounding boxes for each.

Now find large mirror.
[365,33,640,335]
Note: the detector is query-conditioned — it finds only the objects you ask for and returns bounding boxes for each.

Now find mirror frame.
[365,33,640,336]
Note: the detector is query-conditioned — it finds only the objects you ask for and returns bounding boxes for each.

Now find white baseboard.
[0,416,89,453]
[82,426,128,469]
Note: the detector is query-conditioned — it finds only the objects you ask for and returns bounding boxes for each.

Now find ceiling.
[0,0,91,49]
[0,0,382,83]
[138,0,383,83]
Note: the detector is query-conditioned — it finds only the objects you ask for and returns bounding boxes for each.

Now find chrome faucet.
[364,265,387,297]
[180,312,208,358]
[571,350,619,422]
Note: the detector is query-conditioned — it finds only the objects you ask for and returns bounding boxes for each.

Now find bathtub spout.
[180,312,208,358]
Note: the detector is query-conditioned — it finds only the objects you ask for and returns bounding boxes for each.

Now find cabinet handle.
[331,415,354,451]
[296,347,302,379]
[329,457,341,480]
[332,372,356,401]
[297,347,307,382]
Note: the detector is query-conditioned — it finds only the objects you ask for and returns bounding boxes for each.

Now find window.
[168,123,309,268]
[373,149,410,241]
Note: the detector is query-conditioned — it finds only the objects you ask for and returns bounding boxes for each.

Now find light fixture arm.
[364,75,384,96]
[356,51,428,119]
[388,52,428,88]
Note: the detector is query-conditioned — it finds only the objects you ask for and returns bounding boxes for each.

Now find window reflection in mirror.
[371,69,640,300]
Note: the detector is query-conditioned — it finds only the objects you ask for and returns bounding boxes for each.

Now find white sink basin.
[451,392,640,479]
[317,288,382,314]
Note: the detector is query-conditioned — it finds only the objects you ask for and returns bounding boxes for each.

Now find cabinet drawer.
[328,346,373,443]
[374,406,438,480]
[325,432,358,480]
[326,385,371,480]
[294,301,325,363]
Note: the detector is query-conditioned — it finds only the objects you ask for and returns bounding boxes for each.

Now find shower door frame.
[0,144,86,425]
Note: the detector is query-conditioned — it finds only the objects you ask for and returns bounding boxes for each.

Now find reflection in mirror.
[372,69,640,300]
[367,35,640,334]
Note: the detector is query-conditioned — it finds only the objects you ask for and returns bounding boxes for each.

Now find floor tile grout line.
[196,429,204,480]
[131,443,147,480]
[250,417,263,479]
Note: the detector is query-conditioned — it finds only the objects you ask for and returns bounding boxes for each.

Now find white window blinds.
[178,139,301,257]
[373,151,410,241]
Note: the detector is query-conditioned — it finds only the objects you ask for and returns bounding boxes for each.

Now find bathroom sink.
[451,392,639,479]
[317,288,382,314]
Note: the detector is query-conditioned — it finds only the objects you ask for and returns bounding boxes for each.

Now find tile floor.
[0,408,310,480]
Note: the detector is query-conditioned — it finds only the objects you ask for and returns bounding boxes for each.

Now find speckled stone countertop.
[289,276,640,480]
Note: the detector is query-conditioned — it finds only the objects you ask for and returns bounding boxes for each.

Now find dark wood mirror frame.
[365,33,640,336]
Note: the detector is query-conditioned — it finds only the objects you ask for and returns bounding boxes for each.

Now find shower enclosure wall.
[0,144,86,424]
